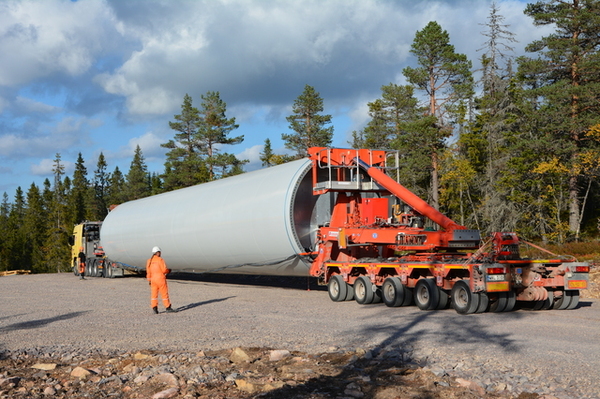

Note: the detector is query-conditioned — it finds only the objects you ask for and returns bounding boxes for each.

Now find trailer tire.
[402,288,414,306]
[344,285,355,301]
[382,277,405,307]
[436,288,449,310]
[104,261,113,279]
[451,280,479,314]
[354,276,375,305]
[414,278,440,311]
[489,293,507,312]
[566,290,580,310]
[503,290,516,312]
[328,275,348,302]
[91,259,99,277]
[532,290,553,310]
[475,292,489,313]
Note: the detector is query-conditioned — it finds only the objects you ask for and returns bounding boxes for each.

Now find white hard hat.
[152,246,161,254]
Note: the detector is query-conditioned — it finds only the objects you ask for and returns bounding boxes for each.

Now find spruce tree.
[125,145,151,201]
[70,152,89,225]
[92,152,110,220]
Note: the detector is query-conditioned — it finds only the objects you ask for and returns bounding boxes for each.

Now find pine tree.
[197,91,245,180]
[403,21,474,210]
[162,94,209,190]
[282,85,334,159]
[518,0,600,240]
[92,152,110,220]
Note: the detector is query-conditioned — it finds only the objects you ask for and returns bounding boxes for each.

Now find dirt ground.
[1,266,598,399]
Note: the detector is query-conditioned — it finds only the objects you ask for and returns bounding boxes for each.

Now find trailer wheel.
[475,292,489,313]
[436,288,449,310]
[382,277,405,307]
[414,278,440,311]
[451,280,480,314]
[328,275,348,302]
[402,288,414,306]
[104,261,113,279]
[344,284,355,301]
[503,290,516,312]
[566,290,580,310]
[533,290,553,310]
[91,259,99,277]
[354,276,375,305]
[73,261,79,276]
[489,293,506,312]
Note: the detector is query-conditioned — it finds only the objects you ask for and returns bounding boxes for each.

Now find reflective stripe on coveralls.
[146,254,171,308]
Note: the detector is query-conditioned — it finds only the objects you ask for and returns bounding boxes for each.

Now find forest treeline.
[1,1,599,273]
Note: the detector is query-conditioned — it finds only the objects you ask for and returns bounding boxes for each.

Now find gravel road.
[2,272,599,398]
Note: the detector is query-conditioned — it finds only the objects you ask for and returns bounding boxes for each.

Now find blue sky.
[0,0,548,196]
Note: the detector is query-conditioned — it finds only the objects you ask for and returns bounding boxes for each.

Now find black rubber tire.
[566,290,580,310]
[402,288,414,306]
[354,276,375,305]
[104,261,112,279]
[328,275,348,302]
[344,284,355,301]
[92,259,99,277]
[436,287,449,310]
[552,290,570,310]
[382,277,406,307]
[503,290,516,312]
[414,278,440,311]
[475,292,489,313]
[451,280,480,315]
[539,290,553,310]
[73,261,79,276]
[489,293,507,313]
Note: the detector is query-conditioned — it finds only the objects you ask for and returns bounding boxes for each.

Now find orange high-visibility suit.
[78,248,86,276]
[146,254,171,309]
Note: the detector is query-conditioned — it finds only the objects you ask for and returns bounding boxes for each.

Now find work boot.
[152,307,158,314]
[80,275,85,280]
[165,306,176,313]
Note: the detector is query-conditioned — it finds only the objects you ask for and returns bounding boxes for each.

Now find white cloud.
[30,157,73,177]
[0,0,120,86]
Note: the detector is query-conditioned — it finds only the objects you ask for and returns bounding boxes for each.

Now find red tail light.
[574,266,589,273]
[487,267,506,274]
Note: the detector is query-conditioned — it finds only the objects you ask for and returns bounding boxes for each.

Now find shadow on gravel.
[256,310,525,398]
[175,296,235,312]
[168,272,325,291]
[0,311,91,333]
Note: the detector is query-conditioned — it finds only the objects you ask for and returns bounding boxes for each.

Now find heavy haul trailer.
[307,148,589,313]
[69,221,124,278]
[98,147,589,314]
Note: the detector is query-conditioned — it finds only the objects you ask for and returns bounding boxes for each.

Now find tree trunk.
[431,151,439,211]
[568,174,580,238]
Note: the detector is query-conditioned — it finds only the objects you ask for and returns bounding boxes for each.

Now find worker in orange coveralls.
[146,246,176,314]
[78,247,86,280]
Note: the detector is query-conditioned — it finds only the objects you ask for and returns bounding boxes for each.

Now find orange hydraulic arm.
[353,158,467,232]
